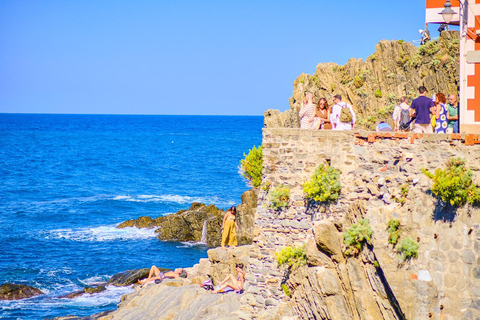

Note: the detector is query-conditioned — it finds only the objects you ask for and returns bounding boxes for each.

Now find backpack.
[339,104,353,123]
[399,108,410,127]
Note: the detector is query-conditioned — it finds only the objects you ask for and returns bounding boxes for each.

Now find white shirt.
[392,102,410,129]
[331,102,356,130]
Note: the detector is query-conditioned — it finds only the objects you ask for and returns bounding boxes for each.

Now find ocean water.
[0,114,263,320]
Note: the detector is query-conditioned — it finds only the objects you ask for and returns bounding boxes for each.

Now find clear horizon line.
[0,112,265,117]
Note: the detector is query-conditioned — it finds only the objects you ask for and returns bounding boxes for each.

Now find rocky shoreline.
[117,189,257,247]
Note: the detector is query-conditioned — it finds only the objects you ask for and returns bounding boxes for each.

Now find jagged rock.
[313,221,344,263]
[60,286,106,299]
[265,31,460,130]
[97,283,244,320]
[207,246,250,285]
[305,238,335,268]
[117,216,158,229]
[117,189,257,247]
[107,269,151,287]
[0,283,43,300]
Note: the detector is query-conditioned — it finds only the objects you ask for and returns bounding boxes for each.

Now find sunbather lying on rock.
[138,266,185,285]
[212,264,245,294]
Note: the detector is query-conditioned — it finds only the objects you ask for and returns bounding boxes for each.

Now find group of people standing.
[299,93,356,130]
[393,86,459,133]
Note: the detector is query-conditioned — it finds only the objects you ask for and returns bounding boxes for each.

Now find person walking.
[410,86,434,133]
[392,96,411,131]
[330,94,355,130]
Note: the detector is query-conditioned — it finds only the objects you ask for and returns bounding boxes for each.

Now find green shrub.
[343,219,373,256]
[261,180,272,193]
[373,260,380,268]
[330,83,335,92]
[386,219,401,245]
[375,89,382,98]
[397,237,419,260]
[268,184,291,210]
[353,75,364,88]
[397,39,404,44]
[240,146,263,188]
[303,164,341,202]
[276,245,307,269]
[422,157,480,206]
[282,283,291,297]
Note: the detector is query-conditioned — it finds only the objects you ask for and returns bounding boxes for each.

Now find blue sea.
[0,114,263,320]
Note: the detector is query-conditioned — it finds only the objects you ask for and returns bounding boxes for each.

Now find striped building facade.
[426,0,480,133]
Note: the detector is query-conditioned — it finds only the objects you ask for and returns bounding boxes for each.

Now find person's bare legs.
[218,274,236,286]
[212,282,239,294]
[138,265,161,284]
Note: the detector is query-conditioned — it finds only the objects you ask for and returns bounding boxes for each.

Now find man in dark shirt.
[410,86,434,133]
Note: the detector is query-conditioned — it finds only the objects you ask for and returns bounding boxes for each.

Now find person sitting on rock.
[212,264,245,294]
[138,266,185,284]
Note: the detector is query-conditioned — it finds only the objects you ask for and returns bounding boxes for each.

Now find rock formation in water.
[0,283,44,300]
[264,31,460,130]
[117,189,258,247]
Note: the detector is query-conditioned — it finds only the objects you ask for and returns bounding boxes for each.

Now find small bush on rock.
[240,145,263,188]
[386,219,401,245]
[282,283,291,297]
[422,157,480,206]
[343,219,373,256]
[397,237,419,260]
[303,164,341,202]
[276,245,307,269]
[268,184,290,210]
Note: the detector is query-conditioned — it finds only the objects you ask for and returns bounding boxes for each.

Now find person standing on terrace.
[410,86,434,133]
[446,94,459,133]
[331,94,355,130]
[299,92,316,129]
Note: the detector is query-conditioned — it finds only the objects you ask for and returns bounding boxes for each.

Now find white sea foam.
[41,225,157,242]
[177,241,208,248]
[59,285,133,307]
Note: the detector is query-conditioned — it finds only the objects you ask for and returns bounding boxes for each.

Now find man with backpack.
[331,94,356,130]
[393,96,411,131]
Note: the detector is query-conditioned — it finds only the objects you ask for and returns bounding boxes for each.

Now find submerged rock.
[0,283,43,300]
[60,286,107,299]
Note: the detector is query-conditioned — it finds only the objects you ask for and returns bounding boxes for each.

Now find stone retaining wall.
[243,129,480,320]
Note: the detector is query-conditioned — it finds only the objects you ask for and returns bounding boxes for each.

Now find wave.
[40,225,157,242]
[176,241,209,248]
[112,194,235,207]
[58,285,133,307]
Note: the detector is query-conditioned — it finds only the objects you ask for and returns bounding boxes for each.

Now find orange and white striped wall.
[426,0,480,133]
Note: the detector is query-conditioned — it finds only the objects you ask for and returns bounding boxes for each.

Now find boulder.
[0,283,43,300]
[107,268,152,287]
[117,216,157,229]
[313,221,344,263]
[208,246,250,285]
[60,286,106,299]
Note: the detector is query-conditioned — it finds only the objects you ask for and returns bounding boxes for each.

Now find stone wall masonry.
[244,129,480,320]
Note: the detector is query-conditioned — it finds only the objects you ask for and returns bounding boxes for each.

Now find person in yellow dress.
[221,206,238,247]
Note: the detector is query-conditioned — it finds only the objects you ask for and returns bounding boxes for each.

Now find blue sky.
[0,1,450,115]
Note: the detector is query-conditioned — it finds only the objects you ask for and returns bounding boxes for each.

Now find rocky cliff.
[264,31,460,130]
